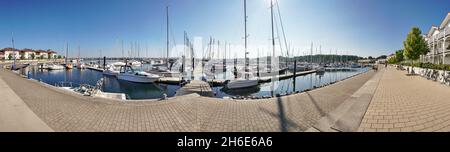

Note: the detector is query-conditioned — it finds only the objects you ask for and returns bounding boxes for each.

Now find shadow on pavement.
[259,96,306,132]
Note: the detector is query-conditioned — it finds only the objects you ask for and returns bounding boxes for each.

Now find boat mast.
[244,0,249,79]
[65,42,68,64]
[270,0,275,73]
[310,42,313,64]
[121,40,124,60]
[166,6,170,67]
[78,45,80,62]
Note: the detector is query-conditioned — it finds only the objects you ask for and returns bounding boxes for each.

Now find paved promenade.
[0,68,375,132]
[0,72,52,132]
[359,66,450,132]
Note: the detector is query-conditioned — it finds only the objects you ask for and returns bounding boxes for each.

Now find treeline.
[280,55,361,63]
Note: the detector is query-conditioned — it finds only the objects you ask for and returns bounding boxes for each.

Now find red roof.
[0,48,58,53]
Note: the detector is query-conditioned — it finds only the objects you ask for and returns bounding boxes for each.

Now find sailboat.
[225,0,259,89]
[103,62,124,76]
[64,42,73,69]
[76,45,85,69]
[148,6,180,78]
[315,45,325,74]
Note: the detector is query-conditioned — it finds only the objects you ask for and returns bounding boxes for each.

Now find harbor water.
[213,67,370,98]
[20,65,180,100]
[18,61,369,100]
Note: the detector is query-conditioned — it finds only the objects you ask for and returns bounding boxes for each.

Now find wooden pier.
[175,80,214,97]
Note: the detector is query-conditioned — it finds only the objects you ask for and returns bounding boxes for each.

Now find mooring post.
[103,56,106,70]
[293,59,297,92]
[257,57,260,77]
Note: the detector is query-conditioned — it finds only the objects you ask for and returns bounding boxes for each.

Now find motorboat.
[127,60,142,67]
[117,65,160,83]
[48,64,65,70]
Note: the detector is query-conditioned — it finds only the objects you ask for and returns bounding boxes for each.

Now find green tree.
[20,54,25,60]
[395,50,404,63]
[8,54,12,60]
[57,55,62,59]
[48,54,52,59]
[388,56,397,64]
[368,56,373,60]
[31,54,35,60]
[403,27,429,68]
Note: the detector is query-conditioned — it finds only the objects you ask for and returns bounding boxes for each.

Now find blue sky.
[0,0,449,58]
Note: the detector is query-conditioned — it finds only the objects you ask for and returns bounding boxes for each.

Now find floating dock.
[86,66,105,72]
[175,80,214,97]
[157,70,317,86]
[258,70,317,83]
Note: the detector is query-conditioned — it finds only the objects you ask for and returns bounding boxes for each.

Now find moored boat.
[117,65,160,83]
[48,64,65,70]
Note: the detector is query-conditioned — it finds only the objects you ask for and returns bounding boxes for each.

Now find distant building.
[387,53,395,61]
[48,50,58,59]
[0,48,19,60]
[35,50,48,59]
[422,12,450,64]
[0,48,58,60]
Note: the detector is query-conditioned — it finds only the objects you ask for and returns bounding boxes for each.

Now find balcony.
[437,28,450,40]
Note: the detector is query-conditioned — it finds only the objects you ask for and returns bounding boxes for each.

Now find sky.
[0,0,449,58]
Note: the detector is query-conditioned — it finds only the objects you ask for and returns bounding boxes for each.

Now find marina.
[3,0,449,137]
[16,60,369,100]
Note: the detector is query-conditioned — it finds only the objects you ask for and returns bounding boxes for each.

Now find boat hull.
[103,70,119,77]
[225,79,259,89]
[48,65,65,70]
[117,74,159,83]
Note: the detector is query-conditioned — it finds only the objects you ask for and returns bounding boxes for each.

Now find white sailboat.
[117,65,160,83]
[103,62,124,76]
[225,0,259,89]
[147,6,181,78]
[76,45,85,69]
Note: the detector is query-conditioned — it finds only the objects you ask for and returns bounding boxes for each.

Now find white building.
[0,48,58,60]
[0,48,20,60]
[423,12,450,64]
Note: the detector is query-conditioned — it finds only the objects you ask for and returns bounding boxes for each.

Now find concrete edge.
[306,68,384,132]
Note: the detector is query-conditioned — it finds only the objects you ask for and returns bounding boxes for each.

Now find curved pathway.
[0,68,375,132]
[359,66,450,132]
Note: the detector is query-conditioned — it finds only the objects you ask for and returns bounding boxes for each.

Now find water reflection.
[21,66,180,100]
[213,67,369,98]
